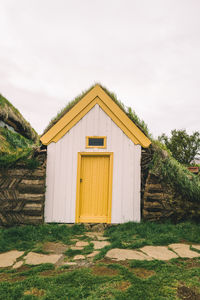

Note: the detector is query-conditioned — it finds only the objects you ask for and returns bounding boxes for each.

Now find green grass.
[65,243,94,258]
[0,222,200,299]
[0,94,22,116]
[0,128,39,169]
[0,224,85,253]
[1,222,200,255]
[103,221,200,250]
[0,258,199,299]
[150,143,200,204]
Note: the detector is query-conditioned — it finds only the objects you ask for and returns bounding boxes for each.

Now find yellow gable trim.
[40,85,151,148]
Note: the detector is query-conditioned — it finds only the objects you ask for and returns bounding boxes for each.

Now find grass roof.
[0,127,40,169]
[0,94,38,142]
[0,94,40,169]
[43,83,151,138]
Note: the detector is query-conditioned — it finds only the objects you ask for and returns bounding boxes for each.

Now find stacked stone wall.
[0,150,46,226]
[143,172,200,222]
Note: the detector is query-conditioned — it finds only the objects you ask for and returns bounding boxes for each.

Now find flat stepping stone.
[75,241,89,247]
[24,252,62,265]
[86,251,99,258]
[92,241,110,250]
[169,244,200,258]
[0,250,24,268]
[13,261,23,269]
[73,255,85,260]
[70,246,84,250]
[192,245,200,251]
[64,262,77,266]
[97,236,109,241]
[106,248,152,261]
[140,246,178,260]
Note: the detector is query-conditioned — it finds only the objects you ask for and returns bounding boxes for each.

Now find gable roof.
[40,85,151,148]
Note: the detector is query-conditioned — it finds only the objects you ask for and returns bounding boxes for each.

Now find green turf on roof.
[43,83,151,138]
[0,94,38,142]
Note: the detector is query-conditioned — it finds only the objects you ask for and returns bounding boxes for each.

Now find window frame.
[86,136,107,149]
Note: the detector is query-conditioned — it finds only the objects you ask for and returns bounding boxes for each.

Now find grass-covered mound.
[0,94,38,142]
[0,94,39,169]
[150,143,200,204]
[0,127,40,169]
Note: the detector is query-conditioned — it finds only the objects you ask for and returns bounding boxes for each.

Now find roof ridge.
[42,83,150,139]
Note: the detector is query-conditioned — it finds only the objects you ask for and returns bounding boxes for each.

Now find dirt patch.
[0,273,10,282]
[179,240,190,244]
[9,276,27,283]
[0,273,12,282]
[0,273,27,283]
[24,288,45,297]
[177,285,200,300]
[15,265,30,273]
[174,259,200,269]
[40,269,68,277]
[99,258,130,268]
[115,281,131,291]
[42,242,68,254]
[133,268,155,278]
[185,259,200,269]
[91,265,119,276]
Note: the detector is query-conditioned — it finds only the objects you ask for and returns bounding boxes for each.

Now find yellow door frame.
[75,152,113,223]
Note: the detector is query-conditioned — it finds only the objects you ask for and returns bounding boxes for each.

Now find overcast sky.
[0,0,199,138]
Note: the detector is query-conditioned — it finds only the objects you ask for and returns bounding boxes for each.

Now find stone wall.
[143,172,200,222]
[0,149,46,226]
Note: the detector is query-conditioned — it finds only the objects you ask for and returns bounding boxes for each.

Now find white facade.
[45,104,141,223]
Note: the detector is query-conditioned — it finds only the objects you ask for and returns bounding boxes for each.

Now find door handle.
[80,178,83,183]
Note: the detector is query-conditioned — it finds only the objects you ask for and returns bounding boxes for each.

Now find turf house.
[40,84,151,224]
[0,86,199,226]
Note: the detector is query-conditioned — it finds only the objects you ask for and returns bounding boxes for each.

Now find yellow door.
[78,155,110,223]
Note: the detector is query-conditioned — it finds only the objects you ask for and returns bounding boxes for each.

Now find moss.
[0,128,33,151]
[0,148,40,169]
[0,128,40,169]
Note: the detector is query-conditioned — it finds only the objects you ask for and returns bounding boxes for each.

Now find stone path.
[24,252,63,265]
[0,233,200,269]
[140,246,178,260]
[106,248,152,261]
[0,250,24,268]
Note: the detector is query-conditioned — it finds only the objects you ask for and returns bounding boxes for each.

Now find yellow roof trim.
[40,85,151,148]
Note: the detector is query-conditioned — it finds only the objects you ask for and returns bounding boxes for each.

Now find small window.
[86,136,106,148]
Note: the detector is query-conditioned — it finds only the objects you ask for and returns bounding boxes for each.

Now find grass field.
[0,221,199,299]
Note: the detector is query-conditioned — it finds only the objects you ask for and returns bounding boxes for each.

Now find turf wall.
[0,150,46,226]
